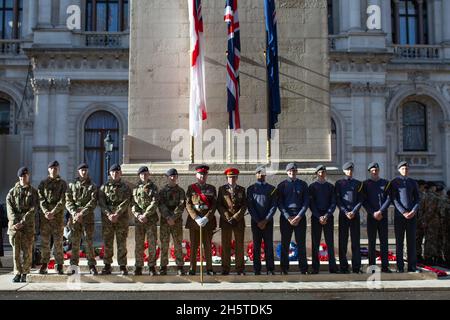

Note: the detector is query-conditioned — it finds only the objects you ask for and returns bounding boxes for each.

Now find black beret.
[48,160,60,168]
[166,168,178,176]
[137,166,149,175]
[77,163,89,170]
[342,161,354,170]
[255,165,267,174]
[427,181,436,188]
[417,180,426,186]
[367,162,380,171]
[436,185,445,192]
[17,167,29,177]
[397,161,408,169]
[286,163,298,171]
[195,165,209,174]
[315,165,326,174]
[109,164,121,172]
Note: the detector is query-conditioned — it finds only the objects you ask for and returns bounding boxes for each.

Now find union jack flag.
[189,0,207,138]
[225,0,241,131]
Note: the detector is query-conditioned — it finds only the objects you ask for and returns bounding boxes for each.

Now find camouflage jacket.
[217,184,247,228]
[423,192,442,229]
[132,180,159,224]
[417,191,429,223]
[65,177,98,223]
[185,183,217,230]
[99,179,131,222]
[6,183,38,235]
[158,184,186,224]
[38,176,67,220]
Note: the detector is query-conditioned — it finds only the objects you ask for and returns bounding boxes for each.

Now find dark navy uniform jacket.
[335,178,363,215]
[247,181,277,224]
[277,178,309,220]
[308,180,336,219]
[390,176,420,216]
[362,178,391,217]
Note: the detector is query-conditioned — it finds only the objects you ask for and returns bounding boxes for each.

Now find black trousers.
[367,215,389,269]
[338,213,361,271]
[280,216,308,272]
[394,214,417,271]
[311,216,338,272]
[251,221,275,273]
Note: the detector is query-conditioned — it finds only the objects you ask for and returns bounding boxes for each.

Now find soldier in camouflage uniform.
[38,161,67,275]
[217,168,247,275]
[65,163,98,275]
[6,167,38,282]
[99,164,131,275]
[186,165,217,275]
[416,180,428,263]
[131,166,159,276]
[159,168,186,276]
[423,183,443,265]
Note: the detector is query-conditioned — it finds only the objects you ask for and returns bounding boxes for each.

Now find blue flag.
[264,0,281,138]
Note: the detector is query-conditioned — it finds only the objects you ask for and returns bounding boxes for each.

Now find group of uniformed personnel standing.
[5,159,450,282]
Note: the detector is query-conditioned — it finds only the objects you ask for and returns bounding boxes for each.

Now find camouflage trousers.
[102,220,129,266]
[160,221,184,267]
[70,222,96,266]
[40,218,65,265]
[9,230,34,274]
[416,221,425,258]
[135,222,157,268]
[424,223,442,259]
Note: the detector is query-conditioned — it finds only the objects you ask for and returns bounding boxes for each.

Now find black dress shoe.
[20,274,27,282]
[397,268,404,273]
[12,274,21,283]
[177,267,185,276]
[39,263,48,275]
[206,270,216,275]
[221,271,230,276]
[148,267,156,276]
[301,271,308,275]
[311,270,319,274]
[281,270,288,275]
[381,268,392,273]
[134,267,143,276]
[330,270,341,274]
[353,269,363,274]
[188,270,196,275]
[254,271,261,275]
[340,269,350,274]
[159,267,167,275]
[101,264,112,275]
[56,264,64,275]
[267,270,275,275]
[120,266,129,276]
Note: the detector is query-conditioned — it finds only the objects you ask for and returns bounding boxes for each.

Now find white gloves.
[195,216,208,227]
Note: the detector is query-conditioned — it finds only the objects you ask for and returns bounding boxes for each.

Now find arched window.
[392,0,428,44]
[0,0,22,40]
[86,0,129,32]
[0,98,10,134]
[84,111,120,186]
[402,102,427,151]
[331,118,337,163]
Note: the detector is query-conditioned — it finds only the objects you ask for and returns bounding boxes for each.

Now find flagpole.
[265,31,271,164]
[200,226,204,286]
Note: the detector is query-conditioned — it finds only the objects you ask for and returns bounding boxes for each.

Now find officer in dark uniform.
[390,161,421,273]
[362,162,392,273]
[185,165,217,275]
[277,163,309,274]
[308,165,339,274]
[335,161,363,273]
[217,168,247,275]
[247,166,277,275]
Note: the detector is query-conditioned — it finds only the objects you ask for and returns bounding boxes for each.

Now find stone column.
[417,0,425,44]
[53,78,71,180]
[31,78,52,184]
[350,83,369,180]
[442,0,450,43]
[37,0,52,28]
[349,0,362,31]
[382,0,393,43]
[368,84,388,171]
[392,0,400,44]
[339,0,350,33]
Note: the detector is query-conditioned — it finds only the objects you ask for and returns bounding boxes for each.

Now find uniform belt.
[194,204,209,210]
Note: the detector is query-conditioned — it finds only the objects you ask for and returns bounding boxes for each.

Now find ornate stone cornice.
[31,78,52,94]
[53,78,71,94]
[350,82,387,96]
[279,0,327,8]
[70,80,128,96]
